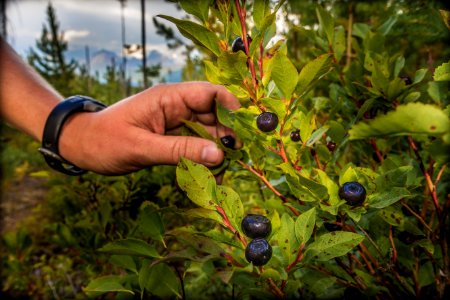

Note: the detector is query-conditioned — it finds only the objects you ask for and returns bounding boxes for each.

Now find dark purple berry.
[290,129,301,142]
[338,182,367,206]
[245,238,272,266]
[220,135,236,149]
[327,141,337,152]
[400,75,412,85]
[241,214,272,239]
[231,35,252,53]
[323,222,342,232]
[256,112,278,132]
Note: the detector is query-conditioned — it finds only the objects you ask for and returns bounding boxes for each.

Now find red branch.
[407,136,441,216]
[234,0,258,94]
[389,225,398,264]
[238,160,300,216]
[216,205,247,247]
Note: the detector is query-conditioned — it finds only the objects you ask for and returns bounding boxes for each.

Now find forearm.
[0,38,62,141]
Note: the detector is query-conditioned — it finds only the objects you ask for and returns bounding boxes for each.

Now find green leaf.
[217,51,249,84]
[368,187,412,208]
[216,185,244,232]
[296,54,333,97]
[378,206,405,227]
[299,111,316,143]
[434,61,450,81]
[97,238,161,258]
[349,103,450,139]
[253,0,271,29]
[305,232,364,261]
[316,6,334,45]
[271,52,298,99]
[216,102,235,128]
[157,15,220,56]
[295,208,316,244]
[332,26,346,62]
[306,126,329,147]
[182,120,215,141]
[413,68,428,84]
[276,213,299,265]
[176,158,217,209]
[139,263,181,298]
[83,276,134,298]
[186,208,222,223]
[179,0,212,23]
[377,16,397,36]
[136,205,165,246]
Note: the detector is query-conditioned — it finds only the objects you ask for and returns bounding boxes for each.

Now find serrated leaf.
[349,103,450,139]
[296,54,333,97]
[369,187,412,208]
[271,52,298,99]
[176,158,217,209]
[157,15,220,56]
[97,238,160,258]
[434,61,450,81]
[295,208,316,244]
[306,232,364,261]
[316,6,334,45]
[83,276,134,298]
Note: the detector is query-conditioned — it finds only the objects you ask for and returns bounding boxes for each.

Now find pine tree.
[28,3,77,96]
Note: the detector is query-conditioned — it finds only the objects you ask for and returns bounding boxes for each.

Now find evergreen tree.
[28,3,77,96]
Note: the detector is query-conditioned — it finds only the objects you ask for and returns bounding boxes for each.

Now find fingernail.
[201,144,222,165]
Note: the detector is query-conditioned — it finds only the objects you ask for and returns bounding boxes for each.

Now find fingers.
[169,81,240,112]
[139,133,224,167]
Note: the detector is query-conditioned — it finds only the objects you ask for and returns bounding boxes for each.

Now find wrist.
[39,96,106,175]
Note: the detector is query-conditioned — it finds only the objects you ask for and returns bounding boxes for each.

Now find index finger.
[173,81,240,113]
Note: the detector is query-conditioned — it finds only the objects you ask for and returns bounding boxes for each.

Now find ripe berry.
[323,222,342,232]
[256,112,278,132]
[241,214,272,239]
[327,141,337,152]
[400,75,412,85]
[220,135,236,149]
[245,238,272,266]
[231,35,252,53]
[290,129,301,142]
[338,182,367,206]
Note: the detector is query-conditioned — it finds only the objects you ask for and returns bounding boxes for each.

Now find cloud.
[64,29,90,41]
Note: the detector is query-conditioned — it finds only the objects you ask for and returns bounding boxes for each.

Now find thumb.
[145,135,224,167]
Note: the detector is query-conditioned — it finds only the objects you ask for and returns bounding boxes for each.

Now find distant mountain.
[65,47,183,85]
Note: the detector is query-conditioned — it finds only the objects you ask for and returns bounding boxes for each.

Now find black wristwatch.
[38,95,106,175]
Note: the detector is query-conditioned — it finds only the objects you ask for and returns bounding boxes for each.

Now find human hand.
[58,82,240,175]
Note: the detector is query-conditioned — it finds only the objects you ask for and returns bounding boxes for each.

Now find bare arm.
[0,39,240,175]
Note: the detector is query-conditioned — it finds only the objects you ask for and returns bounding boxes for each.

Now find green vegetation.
[1,0,449,299]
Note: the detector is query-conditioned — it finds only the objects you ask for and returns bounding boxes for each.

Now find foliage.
[1,0,450,299]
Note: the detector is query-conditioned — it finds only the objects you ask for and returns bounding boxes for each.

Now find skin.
[0,39,240,175]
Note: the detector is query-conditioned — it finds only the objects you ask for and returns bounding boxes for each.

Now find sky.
[5,0,186,63]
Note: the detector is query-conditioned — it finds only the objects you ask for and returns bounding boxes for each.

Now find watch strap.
[39,95,106,175]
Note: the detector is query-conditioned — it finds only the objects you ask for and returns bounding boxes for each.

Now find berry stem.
[234,0,258,95]
[281,243,306,291]
[238,160,300,216]
[215,205,248,247]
